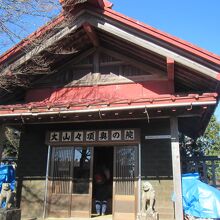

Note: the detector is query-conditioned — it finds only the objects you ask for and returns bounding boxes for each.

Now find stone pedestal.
[0,209,21,220]
[138,212,159,220]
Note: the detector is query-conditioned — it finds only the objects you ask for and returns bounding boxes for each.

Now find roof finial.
[59,0,113,10]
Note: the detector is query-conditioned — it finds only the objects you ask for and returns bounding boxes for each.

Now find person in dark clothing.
[94,170,110,215]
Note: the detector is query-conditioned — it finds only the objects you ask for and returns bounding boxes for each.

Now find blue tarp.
[0,164,16,191]
[181,173,220,219]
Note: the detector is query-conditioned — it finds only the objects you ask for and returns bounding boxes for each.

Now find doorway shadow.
[92,147,113,217]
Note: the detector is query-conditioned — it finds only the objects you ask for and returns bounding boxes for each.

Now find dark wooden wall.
[16,125,48,219]
[17,118,173,219]
[140,119,174,219]
[141,119,172,179]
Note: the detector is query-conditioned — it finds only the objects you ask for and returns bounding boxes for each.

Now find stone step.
[157,206,174,211]
[38,216,113,220]
[156,207,174,220]
[158,213,175,220]
[138,212,174,220]
[155,202,174,208]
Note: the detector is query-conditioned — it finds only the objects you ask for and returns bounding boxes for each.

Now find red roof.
[0,93,217,117]
[101,7,220,66]
[0,0,220,67]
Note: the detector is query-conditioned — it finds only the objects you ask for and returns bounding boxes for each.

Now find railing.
[181,156,220,188]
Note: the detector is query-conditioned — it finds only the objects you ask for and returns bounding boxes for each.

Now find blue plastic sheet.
[182,173,220,219]
[0,164,16,191]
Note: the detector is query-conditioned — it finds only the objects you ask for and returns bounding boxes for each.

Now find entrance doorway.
[92,147,114,217]
[46,145,138,220]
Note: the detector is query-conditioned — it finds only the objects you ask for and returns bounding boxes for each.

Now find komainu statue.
[0,183,14,209]
[139,181,159,220]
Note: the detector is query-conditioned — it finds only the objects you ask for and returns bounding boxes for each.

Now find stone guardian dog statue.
[140,181,158,220]
[0,183,14,209]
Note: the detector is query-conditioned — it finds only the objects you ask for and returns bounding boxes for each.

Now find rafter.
[83,22,99,47]
[88,16,219,79]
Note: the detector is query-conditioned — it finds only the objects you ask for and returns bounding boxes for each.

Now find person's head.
[95,173,105,184]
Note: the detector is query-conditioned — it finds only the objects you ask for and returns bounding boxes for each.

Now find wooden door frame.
[46,146,93,218]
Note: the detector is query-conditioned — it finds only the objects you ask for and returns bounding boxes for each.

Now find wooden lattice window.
[114,146,138,195]
[50,147,91,195]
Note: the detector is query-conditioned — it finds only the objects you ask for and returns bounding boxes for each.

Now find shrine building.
[0,0,220,220]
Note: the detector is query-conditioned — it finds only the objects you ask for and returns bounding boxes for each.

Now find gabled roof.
[101,7,220,71]
[0,0,220,76]
[0,0,219,138]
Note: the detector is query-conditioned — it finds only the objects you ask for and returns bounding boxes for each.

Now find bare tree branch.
[0,0,61,49]
[0,0,90,91]
[0,0,62,90]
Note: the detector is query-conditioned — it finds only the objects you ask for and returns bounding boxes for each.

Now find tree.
[180,115,220,181]
[0,0,60,50]
[0,0,61,91]
[197,115,220,156]
[2,126,21,159]
[0,0,102,91]
[181,115,220,157]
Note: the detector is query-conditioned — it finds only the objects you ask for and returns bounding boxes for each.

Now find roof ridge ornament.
[59,0,113,10]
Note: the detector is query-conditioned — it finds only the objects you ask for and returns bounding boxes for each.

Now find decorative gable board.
[33,48,167,88]
[26,47,173,103]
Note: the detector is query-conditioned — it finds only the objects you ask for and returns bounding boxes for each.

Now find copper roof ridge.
[0,1,220,68]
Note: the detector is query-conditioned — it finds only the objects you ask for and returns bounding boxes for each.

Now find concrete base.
[34,215,112,220]
[138,212,159,220]
[0,209,21,220]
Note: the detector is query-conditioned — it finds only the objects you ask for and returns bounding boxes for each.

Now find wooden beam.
[167,57,175,93]
[167,57,174,80]
[83,22,99,47]
[170,117,184,220]
[93,49,100,72]
[66,73,167,87]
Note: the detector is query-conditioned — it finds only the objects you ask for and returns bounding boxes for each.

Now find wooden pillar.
[167,57,175,94]
[170,117,183,219]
